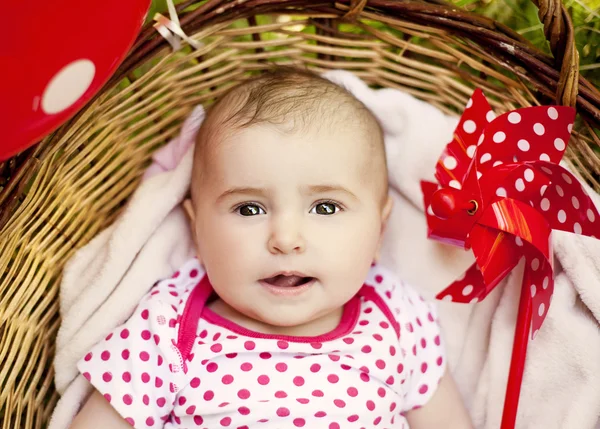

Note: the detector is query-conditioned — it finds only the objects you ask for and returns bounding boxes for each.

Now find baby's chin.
[244,304,345,337]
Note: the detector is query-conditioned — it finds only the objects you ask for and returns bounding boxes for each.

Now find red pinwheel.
[421,89,600,428]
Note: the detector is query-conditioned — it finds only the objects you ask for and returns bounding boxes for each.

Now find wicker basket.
[1,0,600,427]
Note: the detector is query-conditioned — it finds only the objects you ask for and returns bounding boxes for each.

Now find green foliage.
[454,0,599,85]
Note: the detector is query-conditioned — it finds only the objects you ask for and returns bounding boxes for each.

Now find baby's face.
[187,122,391,331]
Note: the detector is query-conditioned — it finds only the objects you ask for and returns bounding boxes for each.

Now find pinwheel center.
[431,188,478,219]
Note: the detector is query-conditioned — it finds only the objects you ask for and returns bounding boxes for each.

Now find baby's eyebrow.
[217,187,266,202]
[216,184,358,202]
[305,184,358,201]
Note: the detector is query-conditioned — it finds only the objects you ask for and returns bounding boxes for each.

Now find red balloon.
[1,0,150,161]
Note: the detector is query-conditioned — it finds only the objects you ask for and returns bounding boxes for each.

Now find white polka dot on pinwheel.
[443,156,458,170]
[574,222,583,234]
[515,178,525,192]
[547,107,559,120]
[508,112,521,124]
[531,258,540,271]
[538,303,545,317]
[588,209,596,222]
[449,180,461,189]
[486,110,496,122]
[572,196,580,209]
[463,120,477,134]
[496,187,507,197]
[543,276,549,289]
[530,284,536,298]
[493,131,506,143]
[534,123,545,135]
[517,139,530,152]
[541,198,551,211]
[466,145,476,158]
[524,169,534,182]
[515,236,524,246]
[554,138,566,151]
[555,185,564,197]
[480,153,492,163]
[539,153,550,161]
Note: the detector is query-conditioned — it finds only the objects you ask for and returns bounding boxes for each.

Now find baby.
[71,68,473,429]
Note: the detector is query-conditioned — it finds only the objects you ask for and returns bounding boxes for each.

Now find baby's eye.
[237,204,265,216]
[310,201,341,215]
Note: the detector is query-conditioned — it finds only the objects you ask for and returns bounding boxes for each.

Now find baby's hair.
[191,66,387,204]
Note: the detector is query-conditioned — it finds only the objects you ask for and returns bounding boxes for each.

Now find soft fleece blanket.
[49,70,600,429]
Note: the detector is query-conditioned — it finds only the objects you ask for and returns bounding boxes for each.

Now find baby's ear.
[381,194,394,229]
[183,199,203,263]
[374,195,394,263]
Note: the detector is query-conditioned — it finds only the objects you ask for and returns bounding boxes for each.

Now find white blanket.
[49,71,600,429]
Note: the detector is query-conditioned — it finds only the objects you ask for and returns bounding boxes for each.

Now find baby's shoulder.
[140,258,204,317]
[365,264,440,326]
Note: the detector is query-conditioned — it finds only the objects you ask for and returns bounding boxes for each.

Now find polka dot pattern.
[474,105,575,176]
[78,261,444,428]
[77,259,200,428]
[435,89,493,191]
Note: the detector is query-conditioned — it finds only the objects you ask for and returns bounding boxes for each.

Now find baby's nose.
[267,218,306,255]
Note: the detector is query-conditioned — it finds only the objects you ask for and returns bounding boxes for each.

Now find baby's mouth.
[261,274,315,288]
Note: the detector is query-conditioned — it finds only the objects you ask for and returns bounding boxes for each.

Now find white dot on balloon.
[530,284,536,298]
[480,153,492,163]
[561,173,573,184]
[515,178,525,192]
[557,210,567,223]
[555,185,564,197]
[515,236,524,246]
[466,145,476,158]
[531,258,540,271]
[441,295,453,302]
[543,276,549,289]
[517,139,530,152]
[493,131,506,143]
[443,156,458,170]
[539,153,550,162]
[588,209,596,222]
[486,110,496,122]
[463,120,477,134]
[462,285,473,296]
[541,198,550,211]
[540,185,548,196]
[574,222,582,234]
[508,112,521,124]
[568,123,573,133]
[466,98,473,108]
[42,59,96,114]
[554,138,566,151]
[524,169,534,182]
[572,196,580,209]
[496,187,507,197]
[449,180,461,190]
[547,107,559,120]
[538,303,545,317]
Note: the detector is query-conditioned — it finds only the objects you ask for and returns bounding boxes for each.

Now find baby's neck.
[207,298,344,337]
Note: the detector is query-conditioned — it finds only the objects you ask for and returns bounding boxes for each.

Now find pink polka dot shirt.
[78,259,446,428]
